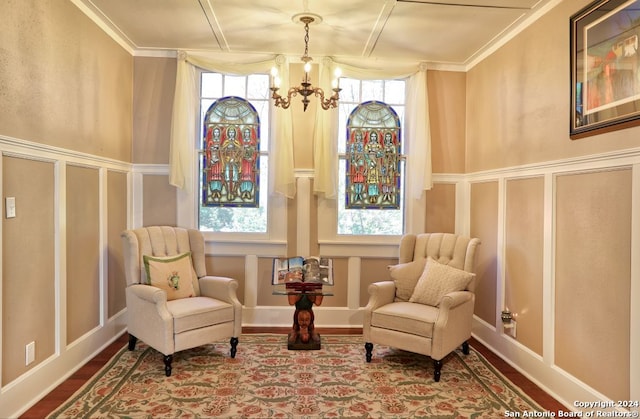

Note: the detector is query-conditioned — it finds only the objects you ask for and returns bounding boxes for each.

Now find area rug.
[48,334,542,418]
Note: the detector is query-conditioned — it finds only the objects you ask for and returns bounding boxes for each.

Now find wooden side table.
[273,283,334,350]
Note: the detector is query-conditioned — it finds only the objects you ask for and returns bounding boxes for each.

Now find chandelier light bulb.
[334,67,341,89]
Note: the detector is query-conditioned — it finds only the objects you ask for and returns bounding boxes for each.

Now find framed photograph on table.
[570,0,640,139]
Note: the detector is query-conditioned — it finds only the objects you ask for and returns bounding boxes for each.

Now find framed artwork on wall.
[570,0,640,139]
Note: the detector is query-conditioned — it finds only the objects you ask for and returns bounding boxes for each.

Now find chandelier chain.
[304,22,309,59]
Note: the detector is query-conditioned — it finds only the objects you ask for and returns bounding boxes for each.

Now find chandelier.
[270,15,341,112]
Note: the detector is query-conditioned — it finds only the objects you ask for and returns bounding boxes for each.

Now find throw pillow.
[409,257,475,306]
[388,258,427,301]
[143,252,197,301]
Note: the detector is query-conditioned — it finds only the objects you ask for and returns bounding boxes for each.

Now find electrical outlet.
[504,320,517,339]
[26,341,35,365]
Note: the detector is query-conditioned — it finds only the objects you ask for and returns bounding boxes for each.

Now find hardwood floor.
[21,328,566,418]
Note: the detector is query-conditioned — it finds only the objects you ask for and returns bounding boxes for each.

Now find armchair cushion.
[167,297,234,334]
[370,302,438,338]
[409,257,475,306]
[388,258,427,301]
[143,252,197,301]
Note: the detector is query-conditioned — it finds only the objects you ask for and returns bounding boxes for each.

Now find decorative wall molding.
[0,134,131,171]
[4,134,640,415]
[0,135,131,418]
[465,147,640,409]
[467,146,640,181]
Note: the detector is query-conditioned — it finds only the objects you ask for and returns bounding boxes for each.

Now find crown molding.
[69,0,135,55]
[465,0,563,71]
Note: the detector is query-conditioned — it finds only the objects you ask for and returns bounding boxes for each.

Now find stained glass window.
[201,96,260,207]
[345,101,401,209]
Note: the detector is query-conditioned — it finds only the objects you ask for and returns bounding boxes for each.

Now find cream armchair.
[363,233,480,382]
[122,226,242,376]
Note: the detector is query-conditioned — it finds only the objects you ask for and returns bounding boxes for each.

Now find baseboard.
[1,313,127,419]
[242,306,364,328]
[471,317,610,412]
[242,326,363,335]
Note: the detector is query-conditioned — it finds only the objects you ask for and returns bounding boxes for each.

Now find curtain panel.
[314,59,432,199]
[169,52,432,201]
[169,52,296,198]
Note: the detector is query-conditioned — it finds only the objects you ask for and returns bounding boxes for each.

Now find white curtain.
[169,52,296,199]
[312,59,433,199]
[169,55,197,190]
[405,65,433,197]
[169,51,433,200]
[311,58,339,198]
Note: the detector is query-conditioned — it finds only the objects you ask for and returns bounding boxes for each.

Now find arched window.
[202,96,260,208]
[346,101,402,209]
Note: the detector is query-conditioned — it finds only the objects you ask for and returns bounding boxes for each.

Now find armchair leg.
[433,359,442,382]
[462,340,470,355]
[128,334,137,351]
[230,337,239,358]
[164,355,173,377]
[365,342,373,362]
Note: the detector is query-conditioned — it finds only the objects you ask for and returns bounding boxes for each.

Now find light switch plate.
[26,341,35,365]
[5,197,16,218]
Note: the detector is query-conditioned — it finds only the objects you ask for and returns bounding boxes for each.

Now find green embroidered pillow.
[143,252,197,301]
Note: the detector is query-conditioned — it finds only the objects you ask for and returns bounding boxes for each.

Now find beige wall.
[470,181,499,326]
[66,165,101,344]
[466,0,636,403]
[428,71,466,174]
[466,0,640,173]
[505,177,544,355]
[257,257,283,306]
[2,156,56,385]
[424,183,456,233]
[206,256,246,304]
[555,169,631,401]
[107,171,128,317]
[142,175,178,227]
[0,0,132,161]
[359,258,397,307]
[0,0,132,408]
[133,57,176,164]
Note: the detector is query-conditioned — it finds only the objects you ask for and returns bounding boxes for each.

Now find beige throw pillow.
[143,252,197,301]
[409,257,475,306]
[388,258,427,301]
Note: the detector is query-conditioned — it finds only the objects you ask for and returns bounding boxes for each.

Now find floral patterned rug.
[49,334,542,418]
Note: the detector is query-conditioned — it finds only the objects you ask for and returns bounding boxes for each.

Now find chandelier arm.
[271,88,291,109]
[313,87,341,110]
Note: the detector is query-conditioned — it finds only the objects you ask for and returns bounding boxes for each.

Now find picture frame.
[570,0,640,139]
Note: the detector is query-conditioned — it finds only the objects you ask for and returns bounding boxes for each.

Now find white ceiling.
[73,0,557,69]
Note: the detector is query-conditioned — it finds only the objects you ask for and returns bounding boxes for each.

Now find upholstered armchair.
[363,233,480,381]
[121,226,242,376]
